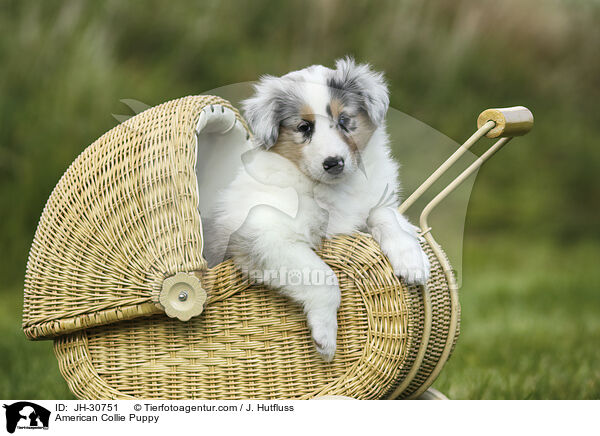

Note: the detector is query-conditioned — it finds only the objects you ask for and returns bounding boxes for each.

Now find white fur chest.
[313,183,371,237]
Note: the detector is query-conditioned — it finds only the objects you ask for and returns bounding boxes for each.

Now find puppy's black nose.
[323,156,345,175]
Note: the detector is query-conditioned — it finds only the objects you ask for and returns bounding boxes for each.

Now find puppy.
[204,57,430,361]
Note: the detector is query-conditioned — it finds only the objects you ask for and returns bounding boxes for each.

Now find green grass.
[2,237,598,399]
[433,238,600,399]
[0,295,74,399]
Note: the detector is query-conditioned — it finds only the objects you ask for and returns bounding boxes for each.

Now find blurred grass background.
[1,0,598,399]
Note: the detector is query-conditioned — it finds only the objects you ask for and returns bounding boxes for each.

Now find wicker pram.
[22,95,533,399]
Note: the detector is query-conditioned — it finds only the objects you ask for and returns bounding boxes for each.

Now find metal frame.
[388,106,532,399]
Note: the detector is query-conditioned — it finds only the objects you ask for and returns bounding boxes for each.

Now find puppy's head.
[241,57,389,184]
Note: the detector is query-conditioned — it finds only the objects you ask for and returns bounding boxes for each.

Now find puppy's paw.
[307,308,338,362]
[311,322,337,362]
[380,234,431,285]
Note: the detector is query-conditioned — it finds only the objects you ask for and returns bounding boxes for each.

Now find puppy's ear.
[330,57,389,126]
[241,75,283,149]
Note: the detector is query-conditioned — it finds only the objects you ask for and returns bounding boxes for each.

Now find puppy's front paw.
[381,235,431,285]
[312,324,337,362]
[307,309,338,362]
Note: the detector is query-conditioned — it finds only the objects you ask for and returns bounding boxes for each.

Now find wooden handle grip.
[477,106,533,138]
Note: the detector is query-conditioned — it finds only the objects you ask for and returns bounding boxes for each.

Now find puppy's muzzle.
[323,156,345,175]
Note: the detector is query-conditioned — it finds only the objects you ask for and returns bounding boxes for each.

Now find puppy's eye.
[338,114,351,131]
[297,120,313,134]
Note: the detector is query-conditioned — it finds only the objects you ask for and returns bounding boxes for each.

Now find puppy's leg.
[228,206,340,361]
[367,206,430,285]
[263,243,340,362]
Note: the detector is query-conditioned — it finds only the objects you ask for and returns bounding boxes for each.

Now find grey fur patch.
[327,57,389,126]
[241,76,305,149]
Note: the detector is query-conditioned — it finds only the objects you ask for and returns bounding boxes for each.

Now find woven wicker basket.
[22,95,532,399]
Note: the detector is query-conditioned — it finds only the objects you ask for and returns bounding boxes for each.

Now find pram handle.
[478,106,533,138]
[390,106,533,399]
[398,106,533,215]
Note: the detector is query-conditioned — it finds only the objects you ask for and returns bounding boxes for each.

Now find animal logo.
[2,402,50,433]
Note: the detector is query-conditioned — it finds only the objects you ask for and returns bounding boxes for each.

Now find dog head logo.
[2,402,50,433]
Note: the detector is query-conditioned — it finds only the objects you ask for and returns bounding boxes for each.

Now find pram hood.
[23,95,251,338]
